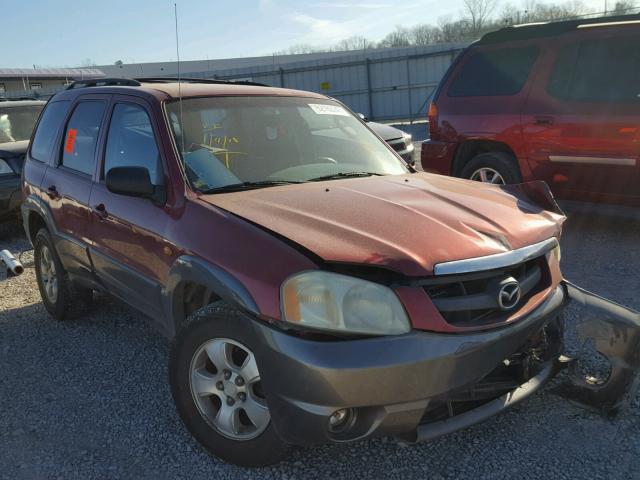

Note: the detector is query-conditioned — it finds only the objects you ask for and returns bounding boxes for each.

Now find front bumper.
[253,284,566,446]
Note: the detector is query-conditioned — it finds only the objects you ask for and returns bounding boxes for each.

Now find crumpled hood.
[204,173,565,277]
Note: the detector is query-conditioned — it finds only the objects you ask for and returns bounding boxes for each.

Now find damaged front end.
[553,282,640,415]
[411,281,640,443]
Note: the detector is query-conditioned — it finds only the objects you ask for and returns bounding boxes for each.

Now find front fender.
[162,255,259,337]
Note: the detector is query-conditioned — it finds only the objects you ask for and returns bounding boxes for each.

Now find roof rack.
[136,77,269,87]
[65,78,142,90]
[478,12,640,44]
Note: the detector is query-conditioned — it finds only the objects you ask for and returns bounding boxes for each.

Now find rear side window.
[31,101,69,163]
[548,36,640,102]
[104,103,163,184]
[61,101,106,175]
[448,46,538,97]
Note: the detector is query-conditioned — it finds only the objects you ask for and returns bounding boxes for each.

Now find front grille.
[424,256,550,328]
[387,138,406,152]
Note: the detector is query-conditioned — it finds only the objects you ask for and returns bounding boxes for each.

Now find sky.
[1,0,606,68]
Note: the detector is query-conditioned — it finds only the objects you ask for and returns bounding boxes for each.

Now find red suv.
[22,78,573,466]
[421,14,640,207]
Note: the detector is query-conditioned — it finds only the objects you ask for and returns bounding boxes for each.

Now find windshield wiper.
[307,172,384,182]
[201,180,303,194]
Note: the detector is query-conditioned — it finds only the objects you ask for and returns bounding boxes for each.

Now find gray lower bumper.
[252,285,566,446]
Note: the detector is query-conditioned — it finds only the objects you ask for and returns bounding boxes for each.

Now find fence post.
[279,67,285,88]
[366,58,373,121]
[406,56,413,124]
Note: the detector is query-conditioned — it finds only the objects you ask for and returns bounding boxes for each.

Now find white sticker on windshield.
[308,104,350,116]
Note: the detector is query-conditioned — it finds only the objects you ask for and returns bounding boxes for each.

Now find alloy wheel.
[189,338,270,440]
[39,245,58,303]
[470,167,506,185]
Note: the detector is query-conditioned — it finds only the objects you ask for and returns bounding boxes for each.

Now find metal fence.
[2,44,466,121]
[182,43,466,122]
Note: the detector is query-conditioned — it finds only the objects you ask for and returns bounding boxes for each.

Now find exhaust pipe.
[0,249,24,276]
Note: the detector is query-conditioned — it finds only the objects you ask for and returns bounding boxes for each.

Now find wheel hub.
[470,167,506,185]
[189,337,270,441]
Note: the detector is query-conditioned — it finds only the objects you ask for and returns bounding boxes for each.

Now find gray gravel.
[1,211,639,480]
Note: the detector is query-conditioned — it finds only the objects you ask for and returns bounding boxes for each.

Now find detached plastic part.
[554,281,640,415]
[0,249,24,277]
[502,180,566,217]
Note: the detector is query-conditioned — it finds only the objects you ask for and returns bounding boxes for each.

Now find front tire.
[169,302,290,467]
[34,228,93,320]
[461,151,522,185]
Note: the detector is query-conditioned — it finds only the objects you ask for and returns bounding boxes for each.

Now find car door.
[521,31,640,205]
[88,96,174,319]
[40,96,109,277]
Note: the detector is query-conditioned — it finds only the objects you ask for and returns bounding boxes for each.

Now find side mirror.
[357,113,369,122]
[106,166,166,206]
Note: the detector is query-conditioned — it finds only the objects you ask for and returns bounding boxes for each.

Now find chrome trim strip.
[549,155,636,167]
[433,238,558,276]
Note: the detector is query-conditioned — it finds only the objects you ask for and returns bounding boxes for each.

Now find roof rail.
[478,12,640,44]
[136,77,269,87]
[65,78,142,90]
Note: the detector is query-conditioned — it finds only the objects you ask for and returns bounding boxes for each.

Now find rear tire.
[34,228,93,320]
[461,152,522,185]
[169,302,290,467]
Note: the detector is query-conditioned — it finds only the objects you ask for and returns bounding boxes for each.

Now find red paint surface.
[421,26,640,207]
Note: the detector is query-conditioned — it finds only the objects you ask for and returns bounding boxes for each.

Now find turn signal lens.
[428,102,438,137]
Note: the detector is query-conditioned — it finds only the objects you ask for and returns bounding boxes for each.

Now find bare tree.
[274,44,323,55]
[438,15,473,42]
[462,0,498,35]
[609,0,638,14]
[378,26,411,48]
[334,36,371,51]
[410,24,443,45]
[521,0,590,21]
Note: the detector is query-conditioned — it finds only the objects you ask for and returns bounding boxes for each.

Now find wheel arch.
[22,194,57,245]
[451,140,518,177]
[163,255,260,338]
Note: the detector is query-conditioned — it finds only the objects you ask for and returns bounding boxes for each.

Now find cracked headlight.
[281,271,411,335]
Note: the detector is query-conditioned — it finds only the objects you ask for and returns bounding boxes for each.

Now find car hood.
[204,173,565,277]
[367,121,404,141]
[0,140,29,157]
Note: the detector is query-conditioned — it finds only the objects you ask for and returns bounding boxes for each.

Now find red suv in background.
[421,14,640,207]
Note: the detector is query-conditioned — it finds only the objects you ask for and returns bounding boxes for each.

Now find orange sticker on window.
[65,128,77,154]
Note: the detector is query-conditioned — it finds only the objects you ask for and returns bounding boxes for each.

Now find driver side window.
[104,103,163,185]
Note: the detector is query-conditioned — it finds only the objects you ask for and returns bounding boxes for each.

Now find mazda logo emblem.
[498,281,521,310]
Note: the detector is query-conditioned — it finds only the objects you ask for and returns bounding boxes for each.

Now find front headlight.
[281,271,411,335]
[402,132,412,142]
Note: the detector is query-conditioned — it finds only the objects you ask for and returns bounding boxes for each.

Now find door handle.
[92,204,108,220]
[534,116,555,126]
[46,185,60,199]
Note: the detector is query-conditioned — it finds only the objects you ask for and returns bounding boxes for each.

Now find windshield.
[0,105,44,143]
[165,96,407,192]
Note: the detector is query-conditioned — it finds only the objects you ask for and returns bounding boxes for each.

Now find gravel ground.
[0,210,639,480]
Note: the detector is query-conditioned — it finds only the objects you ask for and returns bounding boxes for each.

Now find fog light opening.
[328,408,354,433]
